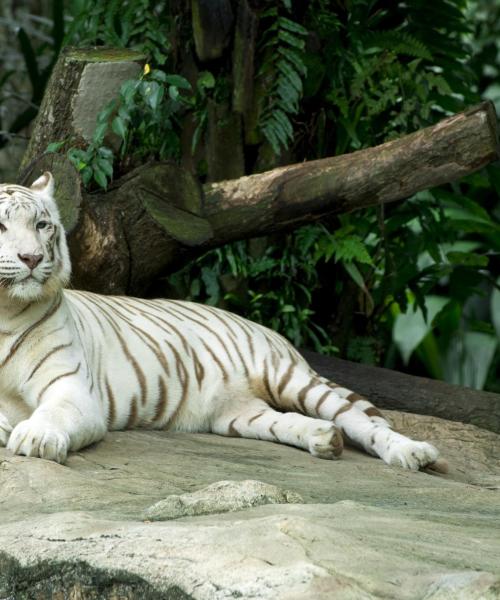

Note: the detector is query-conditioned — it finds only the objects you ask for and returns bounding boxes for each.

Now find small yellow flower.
[143,63,151,75]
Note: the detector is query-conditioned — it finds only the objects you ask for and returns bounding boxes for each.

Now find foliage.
[0,0,171,156]
[256,7,308,153]
[58,67,193,188]
[0,0,64,151]
[65,0,171,64]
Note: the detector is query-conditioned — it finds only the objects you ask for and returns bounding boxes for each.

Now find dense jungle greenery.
[1,0,499,391]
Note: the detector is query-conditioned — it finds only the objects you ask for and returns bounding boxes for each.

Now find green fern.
[257,10,308,154]
[362,31,433,60]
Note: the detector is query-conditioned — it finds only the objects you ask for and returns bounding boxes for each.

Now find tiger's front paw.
[309,423,343,459]
[384,439,439,471]
[7,419,70,463]
[0,413,13,446]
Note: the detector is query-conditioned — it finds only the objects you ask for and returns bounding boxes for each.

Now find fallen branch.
[303,350,500,435]
[204,102,500,243]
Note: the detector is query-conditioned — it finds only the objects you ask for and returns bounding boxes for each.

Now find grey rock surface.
[0,410,499,599]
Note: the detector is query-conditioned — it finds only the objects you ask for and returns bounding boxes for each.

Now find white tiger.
[0,172,443,470]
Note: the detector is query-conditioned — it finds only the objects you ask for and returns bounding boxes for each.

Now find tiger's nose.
[18,253,43,270]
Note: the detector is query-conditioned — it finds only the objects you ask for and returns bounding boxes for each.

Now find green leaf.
[93,122,108,144]
[120,79,139,105]
[81,168,93,186]
[201,266,220,305]
[332,235,373,265]
[169,85,180,101]
[277,17,308,36]
[97,158,113,178]
[46,141,66,153]
[447,218,500,235]
[278,47,307,76]
[111,116,127,140]
[342,261,362,288]
[97,146,114,159]
[446,251,489,267]
[393,296,450,365]
[197,71,215,92]
[277,59,303,92]
[97,99,116,124]
[164,74,191,90]
[93,166,108,189]
[278,29,306,50]
[444,332,498,390]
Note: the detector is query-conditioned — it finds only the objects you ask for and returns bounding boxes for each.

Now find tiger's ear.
[30,172,55,197]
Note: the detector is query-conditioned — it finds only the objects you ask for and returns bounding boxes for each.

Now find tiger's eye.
[36,221,49,230]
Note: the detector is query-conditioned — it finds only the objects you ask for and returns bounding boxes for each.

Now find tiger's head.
[0,172,71,301]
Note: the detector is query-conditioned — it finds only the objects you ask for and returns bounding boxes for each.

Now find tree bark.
[303,350,500,435]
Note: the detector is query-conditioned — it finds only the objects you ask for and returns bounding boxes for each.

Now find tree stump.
[20,47,146,173]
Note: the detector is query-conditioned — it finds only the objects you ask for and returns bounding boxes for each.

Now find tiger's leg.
[210,399,344,459]
[0,411,13,446]
[273,366,439,470]
[8,376,107,463]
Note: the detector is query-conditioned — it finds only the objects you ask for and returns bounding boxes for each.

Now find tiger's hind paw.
[384,439,439,471]
[308,423,343,459]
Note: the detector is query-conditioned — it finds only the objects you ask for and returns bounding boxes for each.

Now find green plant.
[108,68,192,166]
[256,7,308,153]
[181,0,499,389]
[65,0,171,64]
[49,67,193,189]
[51,107,115,189]
[169,232,338,353]
[0,0,64,150]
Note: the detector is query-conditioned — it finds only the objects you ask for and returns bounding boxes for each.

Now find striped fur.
[0,172,443,470]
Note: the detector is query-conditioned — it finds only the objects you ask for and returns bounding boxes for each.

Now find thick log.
[204,102,500,243]
[303,350,500,435]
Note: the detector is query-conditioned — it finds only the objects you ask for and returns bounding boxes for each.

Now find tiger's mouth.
[1,271,52,301]
[3,272,47,285]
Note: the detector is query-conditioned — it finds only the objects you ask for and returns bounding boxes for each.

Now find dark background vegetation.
[1,0,499,391]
